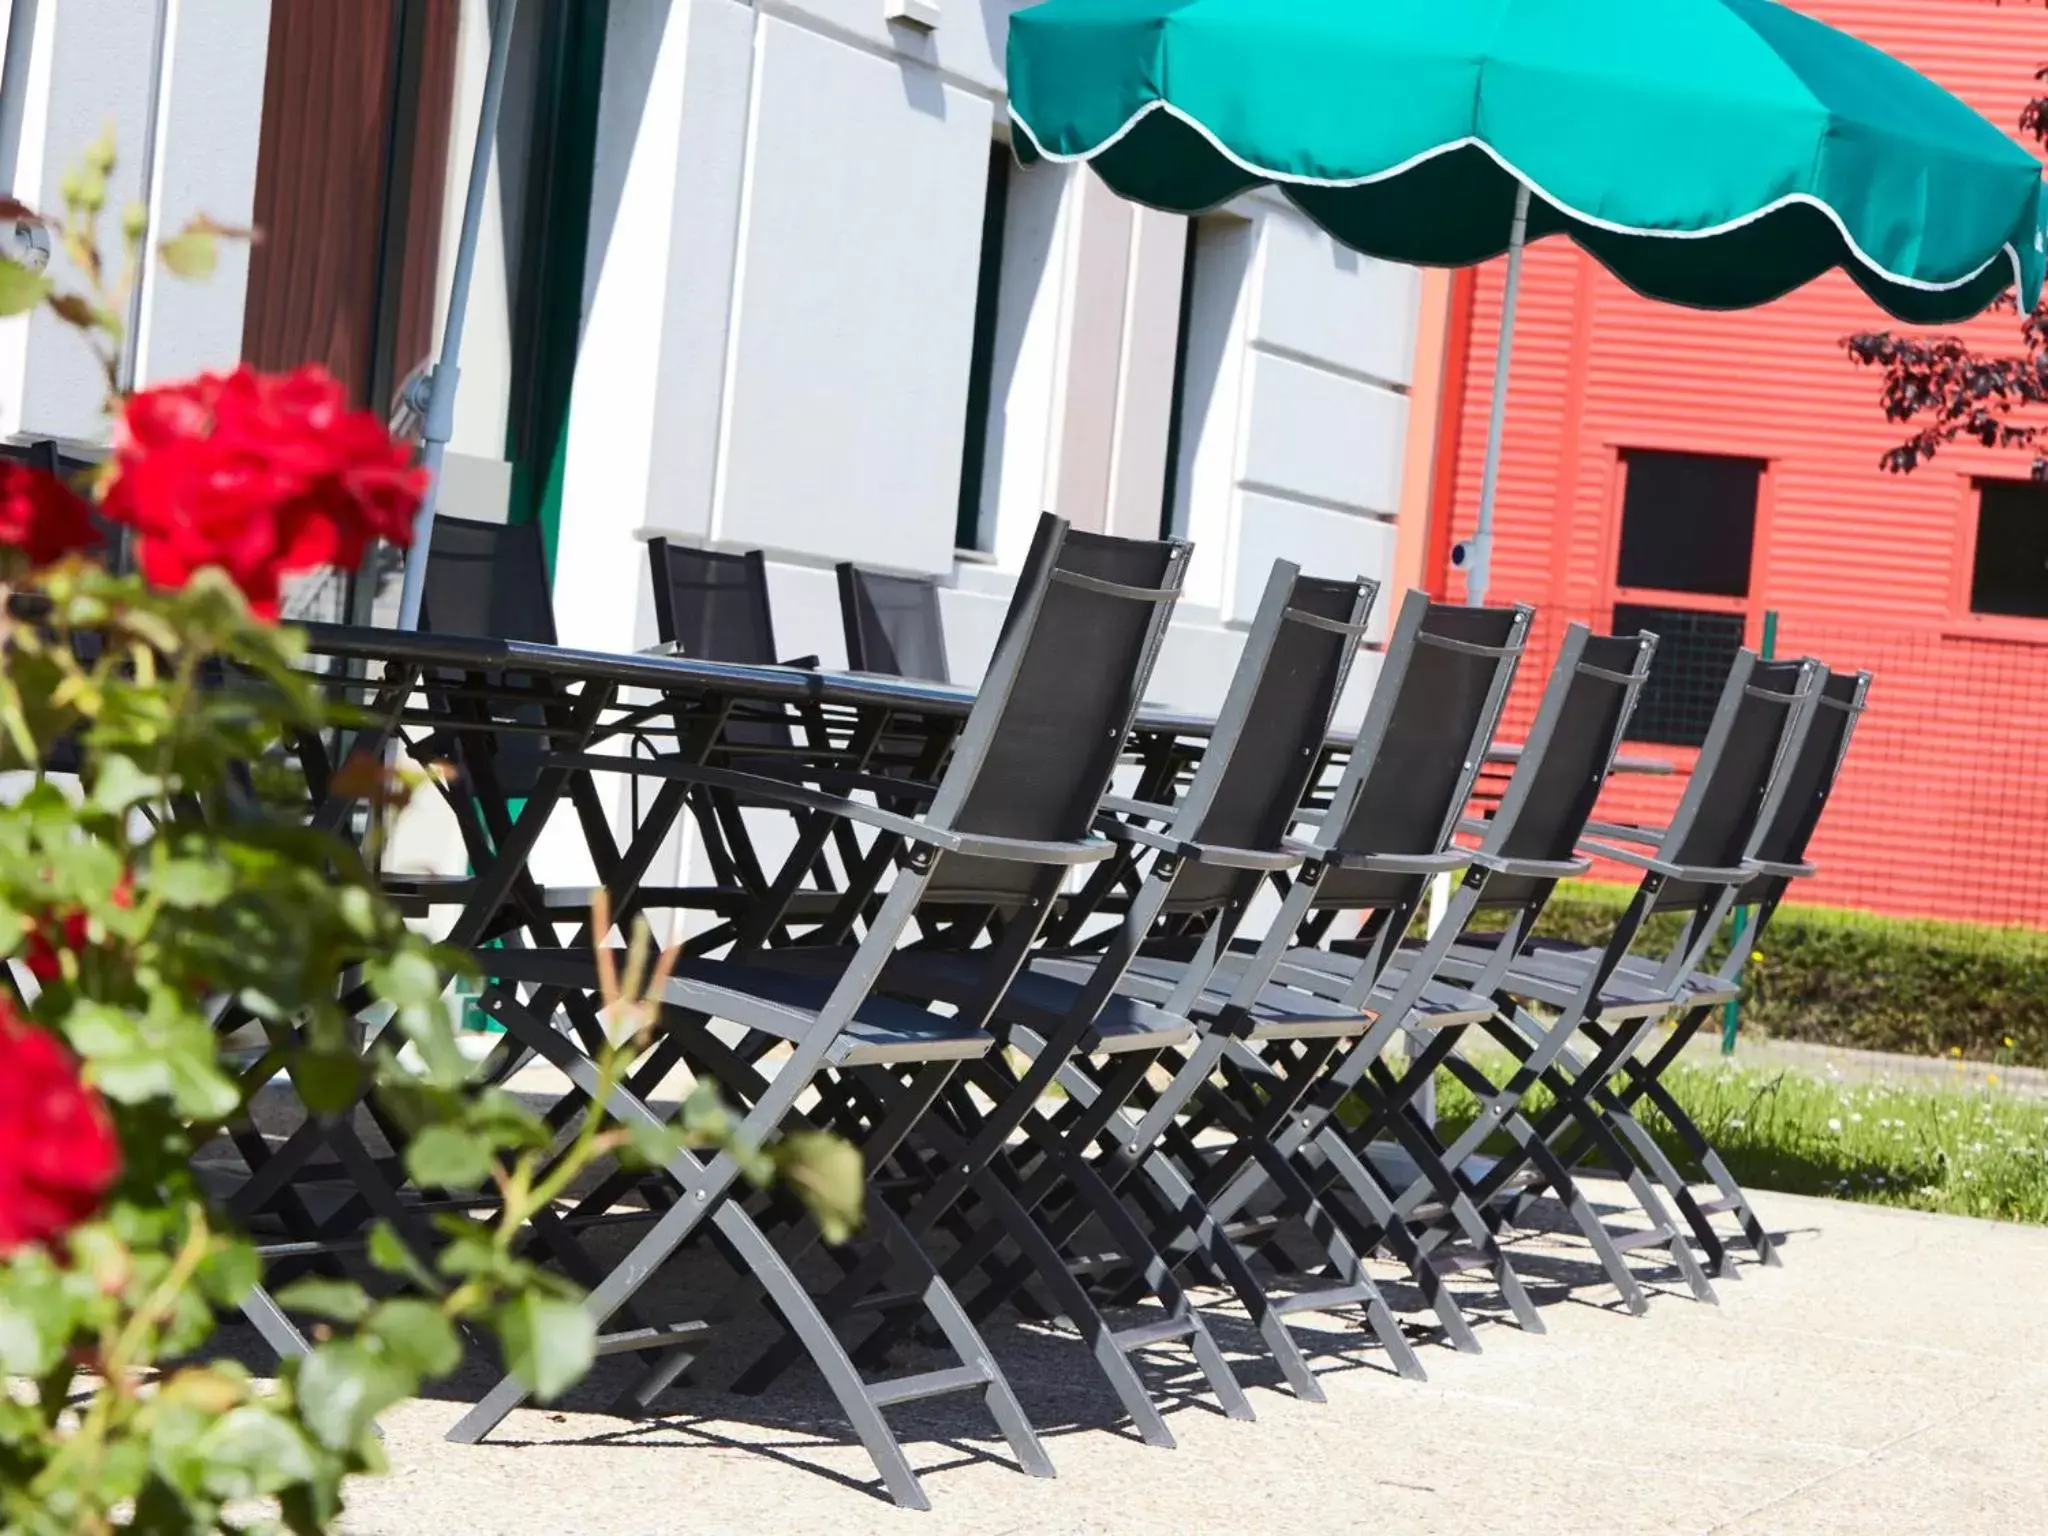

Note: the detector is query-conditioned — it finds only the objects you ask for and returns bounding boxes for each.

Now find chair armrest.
[1284,845,1470,876]
[948,830,1117,866]
[1583,820,1665,847]
[1469,851,1592,879]
[549,753,950,848]
[555,752,1114,868]
[1747,857,1816,881]
[1099,794,1179,823]
[1093,812,1299,873]
[1578,836,1755,884]
[1182,841,1300,872]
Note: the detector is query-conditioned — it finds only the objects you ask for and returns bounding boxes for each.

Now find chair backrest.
[1745,666,1869,879]
[1309,592,1533,909]
[1474,624,1660,912]
[1650,653,1817,915]
[1162,565,1379,914]
[919,514,1187,908]
[837,564,950,682]
[419,515,557,645]
[648,539,778,662]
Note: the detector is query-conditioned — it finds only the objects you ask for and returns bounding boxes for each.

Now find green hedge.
[1534,882,2048,1068]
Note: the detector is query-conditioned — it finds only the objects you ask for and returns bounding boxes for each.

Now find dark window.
[1613,603,1746,748]
[1616,450,1762,598]
[955,141,1011,553]
[1970,479,2048,618]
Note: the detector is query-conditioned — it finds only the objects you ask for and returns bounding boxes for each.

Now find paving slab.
[318,1187,2048,1535]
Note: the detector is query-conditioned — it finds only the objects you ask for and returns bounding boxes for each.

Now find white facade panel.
[1228,490,1398,638]
[712,11,990,573]
[1253,212,1419,388]
[1240,349,1407,518]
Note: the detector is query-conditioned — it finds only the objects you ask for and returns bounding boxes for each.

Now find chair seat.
[861,950,1194,1055]
[1124,951,1477,1035]
[1435,935,1680,1020]
[1083,954,1374,1042]
[468,946,992,1069]
[1502,936,1741,1011]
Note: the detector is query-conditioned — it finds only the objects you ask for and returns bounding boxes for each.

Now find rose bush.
[0,1006,121,1254]
[103,366,424,619]
[0,141,858,1533]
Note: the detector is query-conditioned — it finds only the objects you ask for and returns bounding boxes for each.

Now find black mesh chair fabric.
[420,515,558,646]
[838,565,950,683]
[646,541,796,752]
[418,516,558,799]
[1734,667,1867,902]
[1661,657,1810,907]
[1317,602,1523,907]
[649,540,776,662]
[923,528,1180,907]
[1479,630,1654,911]
[1165,575,1362,913]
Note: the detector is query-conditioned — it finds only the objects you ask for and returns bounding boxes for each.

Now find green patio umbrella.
[1008,0,2048,599]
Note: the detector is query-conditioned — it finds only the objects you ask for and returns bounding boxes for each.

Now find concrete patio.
[325,1185,2048,1535]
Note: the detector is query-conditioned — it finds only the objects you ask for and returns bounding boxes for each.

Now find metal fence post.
[1722,607,1778,1054]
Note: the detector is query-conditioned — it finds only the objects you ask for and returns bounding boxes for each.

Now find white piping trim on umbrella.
[1010,96,2033,299]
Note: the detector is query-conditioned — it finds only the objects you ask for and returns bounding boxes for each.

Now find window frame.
[1950,472,2048,642]
[1598,445,1778,748]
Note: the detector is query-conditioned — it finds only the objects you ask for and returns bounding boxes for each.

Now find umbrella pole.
[396,0,522,632]
[1465,180,1529,608]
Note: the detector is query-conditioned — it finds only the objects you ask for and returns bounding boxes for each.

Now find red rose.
[0,1004,120,1254]
[21,872,134,984]
[0,461,99,568]
[100,365,424,618]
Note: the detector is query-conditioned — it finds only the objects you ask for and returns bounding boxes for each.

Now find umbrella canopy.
[1008,0,2048,325]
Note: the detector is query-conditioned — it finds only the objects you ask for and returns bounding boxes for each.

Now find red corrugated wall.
[1441,0,2048,928]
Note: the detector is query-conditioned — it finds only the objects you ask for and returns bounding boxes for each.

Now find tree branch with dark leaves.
[1844,33,2048,476]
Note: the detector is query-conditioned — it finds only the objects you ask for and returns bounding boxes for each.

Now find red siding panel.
[1443,0,2048,925]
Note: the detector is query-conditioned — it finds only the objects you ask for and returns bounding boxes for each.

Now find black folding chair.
[1036,593,1532,1361]
[1546,664,1871,1276]
[447,513,1186,1511]
[1194,623,1661,1340]
[1402,651,1821,1313]
[837,564,951,683]
[811,560,1389,1407]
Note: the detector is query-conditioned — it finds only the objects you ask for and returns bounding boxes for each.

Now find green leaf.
[194,1406,318,1501]
[404,1125,494,1190]
[0,257,50,317]
[0,1253,74,1376]
[623,1120,683,1171]
[371,950,445,1010]
[196,1236,259,1307]
[164,1047,241,1122]
[275,1278,372,1324]
[494,1293,595,1402]
[291,1048,362,1115]
[91,753,164,816]
[157,229,217,280]
[774,1130,867,1246]
[145,856,233,909]
[366,1220,444,1295]
[292,1341,413,1451]
[368,1298,460,1379]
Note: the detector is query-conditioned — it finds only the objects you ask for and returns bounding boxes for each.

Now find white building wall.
[0,0,1426,891]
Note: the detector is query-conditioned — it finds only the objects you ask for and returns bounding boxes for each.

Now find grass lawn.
[1430,1059,2048,1226]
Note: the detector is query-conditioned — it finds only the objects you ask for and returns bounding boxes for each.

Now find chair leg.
[447,997,1021,1512]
